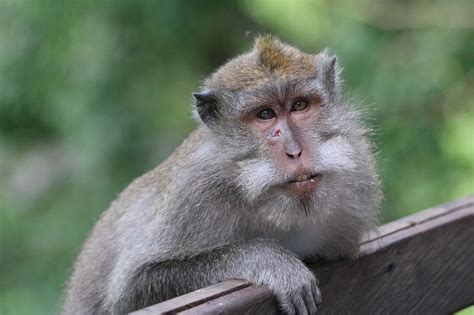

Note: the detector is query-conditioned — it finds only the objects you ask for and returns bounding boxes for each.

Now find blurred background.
[0,0,472,314]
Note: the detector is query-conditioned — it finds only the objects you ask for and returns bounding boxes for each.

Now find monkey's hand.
[226,239,321,315]
[112,238,320,314]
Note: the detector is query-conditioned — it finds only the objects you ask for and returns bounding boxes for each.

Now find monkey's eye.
[291,99,309,112]
[256,108,276,120]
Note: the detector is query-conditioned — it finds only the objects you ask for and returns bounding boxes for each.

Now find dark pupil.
[257,108,276,120]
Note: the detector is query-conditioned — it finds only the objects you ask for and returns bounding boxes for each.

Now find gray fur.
[62,37,381,315]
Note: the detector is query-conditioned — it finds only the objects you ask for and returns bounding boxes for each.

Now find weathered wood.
[131,195,474,314]
[131,280,251,314]
[180,286,278,315]
[313,198,474,314]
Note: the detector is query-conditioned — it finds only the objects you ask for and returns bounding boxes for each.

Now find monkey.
[62,35,381,315]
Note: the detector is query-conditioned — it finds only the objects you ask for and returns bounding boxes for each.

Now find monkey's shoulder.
[101,128,214,224]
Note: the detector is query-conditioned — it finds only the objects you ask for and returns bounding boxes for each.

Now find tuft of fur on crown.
[254,34,289,71]
[204,35,318,92]
[254,34,317,75]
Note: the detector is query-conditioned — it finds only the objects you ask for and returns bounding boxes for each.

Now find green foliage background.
[0,1,472,314]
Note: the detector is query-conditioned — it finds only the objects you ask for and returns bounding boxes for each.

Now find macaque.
[62,35,381,315]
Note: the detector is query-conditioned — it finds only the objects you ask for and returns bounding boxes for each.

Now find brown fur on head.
[255,34,317,75]
[207,35,318,92]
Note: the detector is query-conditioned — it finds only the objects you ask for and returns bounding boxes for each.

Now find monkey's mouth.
[285,173,321,197]
[288,173,321,184]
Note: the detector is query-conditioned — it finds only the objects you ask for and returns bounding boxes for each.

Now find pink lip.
[285,173,321,197]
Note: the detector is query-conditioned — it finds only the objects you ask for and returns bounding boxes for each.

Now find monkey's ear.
[317,51,341,100]
[193,91,219,125]
[326,56,338,89]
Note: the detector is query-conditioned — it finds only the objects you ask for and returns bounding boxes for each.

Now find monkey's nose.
[286,147,302,159]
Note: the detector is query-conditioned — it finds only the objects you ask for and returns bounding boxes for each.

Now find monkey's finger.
[292,294,309,315]
[302,285,317,314]
[311,283,322,306]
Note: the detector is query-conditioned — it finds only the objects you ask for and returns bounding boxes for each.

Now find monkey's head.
[193,35,380,231]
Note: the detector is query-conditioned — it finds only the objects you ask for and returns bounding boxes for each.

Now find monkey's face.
[227,77,379,232]
[240,81,325,199]
[193,36,381,230]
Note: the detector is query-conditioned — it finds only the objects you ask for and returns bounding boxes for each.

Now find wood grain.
[131,195,474,314]
[131,280,251,314]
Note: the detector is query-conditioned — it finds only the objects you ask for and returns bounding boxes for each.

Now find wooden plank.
[180,286,278,315]
[314,205,474,314]
[362,195,474,246]
[130,280,251,314]
[130,195,474,314]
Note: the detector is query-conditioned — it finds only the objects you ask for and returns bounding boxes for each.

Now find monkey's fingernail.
[310,179,315,183]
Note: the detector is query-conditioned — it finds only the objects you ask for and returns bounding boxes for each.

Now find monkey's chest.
[281,223,325,258]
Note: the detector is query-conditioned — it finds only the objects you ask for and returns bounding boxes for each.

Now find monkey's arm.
[110,238,320,315]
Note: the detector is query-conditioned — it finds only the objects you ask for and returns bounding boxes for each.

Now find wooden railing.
[131,195,474,314]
